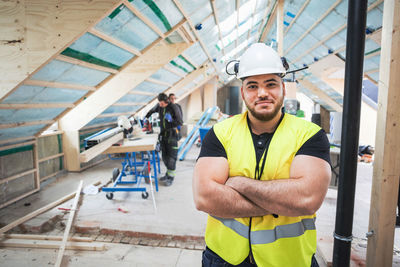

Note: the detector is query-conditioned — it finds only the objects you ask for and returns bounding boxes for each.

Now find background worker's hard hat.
[237,43,286,79]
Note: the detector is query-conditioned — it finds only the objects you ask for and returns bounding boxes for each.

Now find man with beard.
[193,43,331,267]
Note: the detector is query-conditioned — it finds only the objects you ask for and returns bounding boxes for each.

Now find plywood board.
[103,134,158,154]
[0,239,104,251]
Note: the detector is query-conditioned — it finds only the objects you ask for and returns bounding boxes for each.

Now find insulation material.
[364,39,380,54]
[367,72,379,82]
[86,117,120,127]
[68,33,134,68]
[238,0,255,24]
[2,85,87,104]
[119,94,153,103]
[102,105,141,114]
[364,55,380,72]
[166,31,184,44]
[283,0,308,29]
[179,0,211,26]
[171,56,195,73]
[165,62,189,76]
[151,68,182,85]
[366,3,383,30]
[0,108,65,124]
[95,4,158,51]
[255,0,269,10]
[134,80,169,93]
[0,124,46,141]
[32,60,111,86]
[129,0,183,32]
[182,43,208,67]
[215,0,235,27]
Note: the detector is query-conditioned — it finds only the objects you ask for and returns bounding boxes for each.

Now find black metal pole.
[332,0,368,266]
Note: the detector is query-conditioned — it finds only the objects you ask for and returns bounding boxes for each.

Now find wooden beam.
[59,42,189,131]
[366,0,400,265]
[365,49,381,59]
[0,0,122,100]
[176,28,190,44]
[56,55,118,74]
[365,68,379,75]
[88,28,142,56]
[0,103,74,109]
[97,112,132,118]
[297,79,342,112]
[276,0,284,56]
[365,74,378,85]
[2,234,93,242]
[55,181,83,267]
[259,1,278,43]
[0,120,54,130]
[146,77,172,87]
[210,0,225,55]
[0,192,76,234]
[163,65,186,78]
[172,0,220,75]
[38,152,64,163]
[0,136,35,146]
[32,140,40,192]
[182,23,196,42]
[0,169,36,185]
[181,54,199,69]
[129,90,157,96]
[284,0,342,55]
[79,132,123,163]
[137,65,208,116]
[0,140,36,151]
[123,0,165,39]
[112,102,147,106]
[284,0,311,34]
[177,74,216,102]
[23,80,95,91]
[0,239,104,251]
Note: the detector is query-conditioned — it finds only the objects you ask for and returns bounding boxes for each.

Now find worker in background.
[146,93,182,186]
[193,43,331,267]
[169,93,183,140]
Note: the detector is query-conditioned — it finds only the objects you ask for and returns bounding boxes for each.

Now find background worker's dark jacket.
[145,103,183,135]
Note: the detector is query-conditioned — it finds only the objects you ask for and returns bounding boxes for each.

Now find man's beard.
[245,96,284,121]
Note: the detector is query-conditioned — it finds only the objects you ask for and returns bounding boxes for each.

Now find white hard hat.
[237,43,286,79]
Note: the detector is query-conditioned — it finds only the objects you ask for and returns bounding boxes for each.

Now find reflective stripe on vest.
[211,216,316,245]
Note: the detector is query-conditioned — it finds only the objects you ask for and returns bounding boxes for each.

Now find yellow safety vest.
[205,112,321,267]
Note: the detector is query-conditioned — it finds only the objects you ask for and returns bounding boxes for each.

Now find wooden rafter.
[56,55,118,74]
[284,0,311,34]
[365,68,379,75]
[88,28,142,56]
[259,1,278,43]
[23,80,95,91]
[0,103,74,109]
[129,90,156,96]
[163,65,186,78]
[173,0,221,75]
[112,102,147,106]
[122,0,166,38]
[0,120,54,130]
[176,28,190,44]
[97,112,132,118]
[210,0,225,55]
[146,77,172,87]
[284,0,342,55]
[298,79,342,112]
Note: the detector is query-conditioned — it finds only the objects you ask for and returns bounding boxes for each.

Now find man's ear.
[282,82,286,97]
[240,86,244,100]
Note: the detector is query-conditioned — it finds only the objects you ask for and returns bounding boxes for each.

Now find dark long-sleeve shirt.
[145,102,183,134]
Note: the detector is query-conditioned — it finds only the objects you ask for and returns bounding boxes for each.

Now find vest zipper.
[248,217,255,264]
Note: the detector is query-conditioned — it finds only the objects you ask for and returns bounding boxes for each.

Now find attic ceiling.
[0,0,384,144]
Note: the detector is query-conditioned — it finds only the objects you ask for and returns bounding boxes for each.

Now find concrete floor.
[1,146,400,266]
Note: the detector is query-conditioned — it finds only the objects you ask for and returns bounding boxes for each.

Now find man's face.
[159,100,168,108]
[169,95,176,103]
[241,73,285,121]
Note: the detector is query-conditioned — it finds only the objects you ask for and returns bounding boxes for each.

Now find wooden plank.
[276,0,284,56]
[56,55,118,74]
[0,103,74,109]
[0,140,36,151]
[176,27,190,44]
[79,132,123,163]
[297,79,342,112]
[172,0,220,75]
[88,28,142,56]
[0,169,36,185]
[0,192,76,234]
[0,239,104,251]
[0,0,122,100]
[366,0,400,266]
[40,170,65,182]
[112,102,147,106]
[129,90,157,96]
[163,65,186,78]
[210,0,225,55]
[103,134,158,154]
[23,80,95,91]
[284,0,311,34]
[55,180,83,267]
[2,234,93,242]
[284,0,342,55]
[38,130,63,138]
[0,120,54,130]
[0,136,35,146]
[61,130,80,171]
[146,77,172,87]
[122,0,165,38]
[259,1,278,43]
[97,112,131,118]
[38,152,64,163]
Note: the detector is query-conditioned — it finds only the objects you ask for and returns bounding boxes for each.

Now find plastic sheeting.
[32,60,110,86]
[95,4,158,51]
[0,124,47,141]
[133,80,169,93]
[151,68,182,85]
[0,108,65,124]
[2,86,87,104]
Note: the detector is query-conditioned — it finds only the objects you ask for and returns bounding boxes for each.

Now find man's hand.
[165,112,172,122]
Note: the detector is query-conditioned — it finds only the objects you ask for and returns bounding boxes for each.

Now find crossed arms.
[192,155,331,218]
